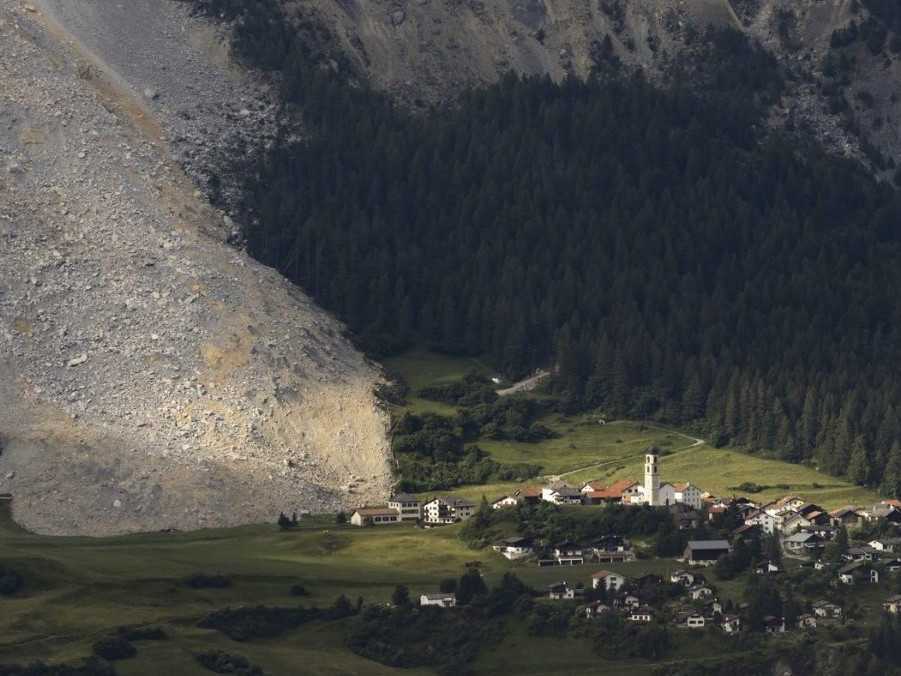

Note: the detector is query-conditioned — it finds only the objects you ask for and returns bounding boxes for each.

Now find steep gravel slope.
[0,0,392,535]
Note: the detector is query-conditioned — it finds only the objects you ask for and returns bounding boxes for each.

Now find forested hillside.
[187,0,901,496]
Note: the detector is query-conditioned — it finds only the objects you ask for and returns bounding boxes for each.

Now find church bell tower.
[644,448,660,506]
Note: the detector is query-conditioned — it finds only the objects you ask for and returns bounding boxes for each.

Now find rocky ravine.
[0,0,392,536]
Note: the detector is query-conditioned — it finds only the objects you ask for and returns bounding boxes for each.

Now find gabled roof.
[673,482,696,492]
[519,485,543,498]
[872,537,901,545]
[354,506,398,517]
[592,570,621,579]
[545,479,574,491]
[582,480,607,491]
[389,493,419,502]
[785,531,821,543]
[839,560,871,574]
[499,536,532,547]
[686,540,730,550]
[552,486,583,498]
[831,506,862,517]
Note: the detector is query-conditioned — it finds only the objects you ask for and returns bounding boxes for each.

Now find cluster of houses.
[350,494,476,527]
[490,449,706,510]
[351,450,707,528]
[542,568,836,633]
[490,535,731,568]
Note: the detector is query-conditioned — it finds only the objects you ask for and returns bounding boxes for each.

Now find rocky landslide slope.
[0,0,391,535]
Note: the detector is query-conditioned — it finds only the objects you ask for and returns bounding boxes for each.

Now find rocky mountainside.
[295,0,898,173]
[0,0,391,535]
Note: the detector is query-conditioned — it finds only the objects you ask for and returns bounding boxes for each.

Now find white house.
[784,531,824,553]
[670,570,696,587]
[552,541,585,566]
[387,494,421,522]
[721,615,741,634]
[812,601,842,619]
[547,582,575,600]
[683,614,706,629]
[420,593,456,608]
[688,585,713,601]
[869,538,901,553]
[838,561,879,585]
[491,495,519,510]
[492,536,534,560]
[350,506,401,527]
[673,483,703,510]
[422,497,475,525]
[744,509,777,535]
[591,570,626,592]
[542,483,583,505]
[628,608,654,623]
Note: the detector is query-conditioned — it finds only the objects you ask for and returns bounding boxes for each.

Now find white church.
[631,448,703,509]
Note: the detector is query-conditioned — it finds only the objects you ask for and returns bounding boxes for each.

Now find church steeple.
[644,447,660,506]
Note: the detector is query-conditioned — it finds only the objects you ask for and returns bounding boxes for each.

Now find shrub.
[92,636,137,661]
[0,567,23,596]
[289,584,308,597]
[195,650,263,675]
[199,597,356,641]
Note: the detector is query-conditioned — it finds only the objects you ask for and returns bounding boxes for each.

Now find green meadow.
[0,501,734,674]
[388,350,879,511]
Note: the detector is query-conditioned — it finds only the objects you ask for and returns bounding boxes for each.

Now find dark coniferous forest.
[187,0,901,496]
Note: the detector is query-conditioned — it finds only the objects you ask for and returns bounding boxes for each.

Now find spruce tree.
[848,435,872,485]
[881,443,901,498]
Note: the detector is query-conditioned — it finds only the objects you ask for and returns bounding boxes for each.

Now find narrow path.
[544,422,705,483]
[496,369,550,396]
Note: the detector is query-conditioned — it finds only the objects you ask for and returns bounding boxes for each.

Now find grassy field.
[0,504,732,674]
[382,348,500,415]
[0,480,888,674]
[592,445,879,511]
[385,349,880,511]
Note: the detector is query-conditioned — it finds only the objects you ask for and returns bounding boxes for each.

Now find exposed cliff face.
[296,0,898,172]
[0,0,392,535]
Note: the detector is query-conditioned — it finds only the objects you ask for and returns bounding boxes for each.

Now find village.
[351,448,901,635]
